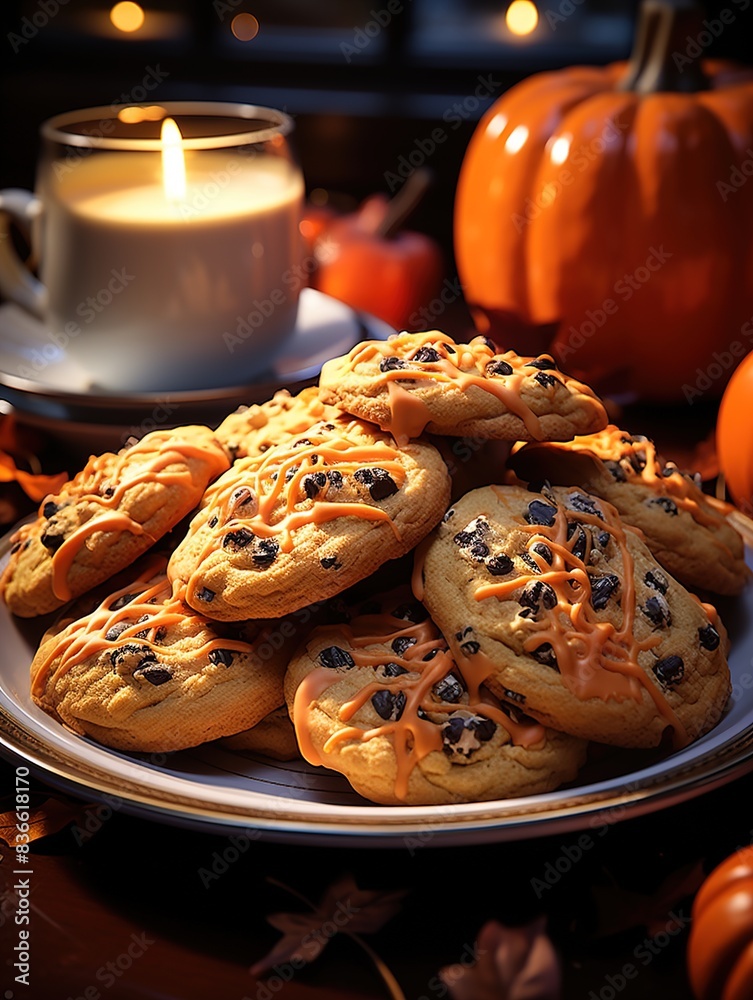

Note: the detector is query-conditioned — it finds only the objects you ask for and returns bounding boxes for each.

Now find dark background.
[2,0,753,262]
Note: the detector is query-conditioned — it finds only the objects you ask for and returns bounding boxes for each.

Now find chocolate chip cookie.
[418,484,731,749]
[285,593,587,804]
[2,427,230,618]
[168,418,451,621]
[319,330,608,446]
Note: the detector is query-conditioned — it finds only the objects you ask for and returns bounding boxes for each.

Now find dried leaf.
[250,874,408,978]
[0,796,90,848]
[591,861,704,938]
[0,451,67,502]
[441,919,561,1000]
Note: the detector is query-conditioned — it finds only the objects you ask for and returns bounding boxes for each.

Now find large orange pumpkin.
[455,0,753,401]
[688,846,753,1000]
[717,350,753,514]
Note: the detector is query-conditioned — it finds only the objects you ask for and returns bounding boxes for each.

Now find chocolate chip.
[478,336,496,351]
[442,714,496,756]
[371,690,406,721]
[230,486,256,512]
[534,371,561,388]
[412,346,441,363]
[646,496,678,516]
[284,464,301,483]
[698,624,721,651]
[42,501,59,519]
[252,538,279,566]
[590,574,620,611]
[442,508,455,522]
[379,356,407,372]
[320,556,341,569]
[40,531,65,552]
[472,718,497,742]
[454,517,489,548]
[642,594,672,629]
[526,357,558,370]
[294,438,313,448]
[319,645,354,669]
[223,527,255,551]
[110,643,155,668]
[105,621,132,642]
[645,569,669,595]
[455,627,473,639]
[520,553,541,575]
[469,541,489,560]
[434,674,463,703]
[444,343,456,353]
[136,664,173,686]
[604,461,627,483]
[196,587,215,603]
[568,523,588,561]
[531,541,553,564]
[503,688,526,704]
[392,602,426,623]
[368,470,398,501]
[327,470,343,489]
[486,359,513,377]
[525,500,557,527]
[381,662,408,677]
[209,648,234,666]
[208,516,218,528]
[519,580,557,613]
[531,642,558,669]
[10,541,21,555]
[422,648,441,661]
[487,554,514,576]
[567,493,603,518]
[597,531,611,548]
[460,640,481,656]
[303,472,327,499]
[653,655,684,686]
[110,593,138,611]
[391,636,417,656]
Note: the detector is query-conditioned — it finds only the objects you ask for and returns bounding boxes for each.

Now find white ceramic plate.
[1,537,751,847]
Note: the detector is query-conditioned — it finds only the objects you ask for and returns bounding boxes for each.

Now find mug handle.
[0,189,47,319]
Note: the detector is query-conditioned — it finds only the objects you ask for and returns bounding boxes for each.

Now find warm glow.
[118,105,166,124]
[161,118,186,203]
[231,12,260,41]
[506,0,538,36]
[505,124,529,155]
[110,1,145,32]
[549,135,571,166]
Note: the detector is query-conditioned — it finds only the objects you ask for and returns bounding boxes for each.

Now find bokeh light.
[231,13,260,41]
[110,1,145,33]
[506,0,539,36]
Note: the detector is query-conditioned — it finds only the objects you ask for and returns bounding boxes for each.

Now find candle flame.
[161,117,186,203]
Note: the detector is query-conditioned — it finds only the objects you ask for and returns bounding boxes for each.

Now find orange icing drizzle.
[475,486,688,748]
[561,425,734,537]
[180,425,407,604]
[293,611,545,800]
[342,330,605,445]
[7,432,229,602]
[32,559,256,699]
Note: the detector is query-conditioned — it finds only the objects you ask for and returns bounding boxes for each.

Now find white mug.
[0,102,305,392]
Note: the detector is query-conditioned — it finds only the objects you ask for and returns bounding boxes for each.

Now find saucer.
[0,289,393,453]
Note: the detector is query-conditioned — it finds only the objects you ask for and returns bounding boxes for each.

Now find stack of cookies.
[3,331,744,806]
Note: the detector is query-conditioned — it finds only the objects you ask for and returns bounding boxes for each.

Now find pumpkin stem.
[377,168,433,239]
[618,0,709,94]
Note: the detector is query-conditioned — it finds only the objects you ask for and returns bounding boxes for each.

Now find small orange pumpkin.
[717,350,753,514]
[688,846,753,1000]
[455,0,753,401]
